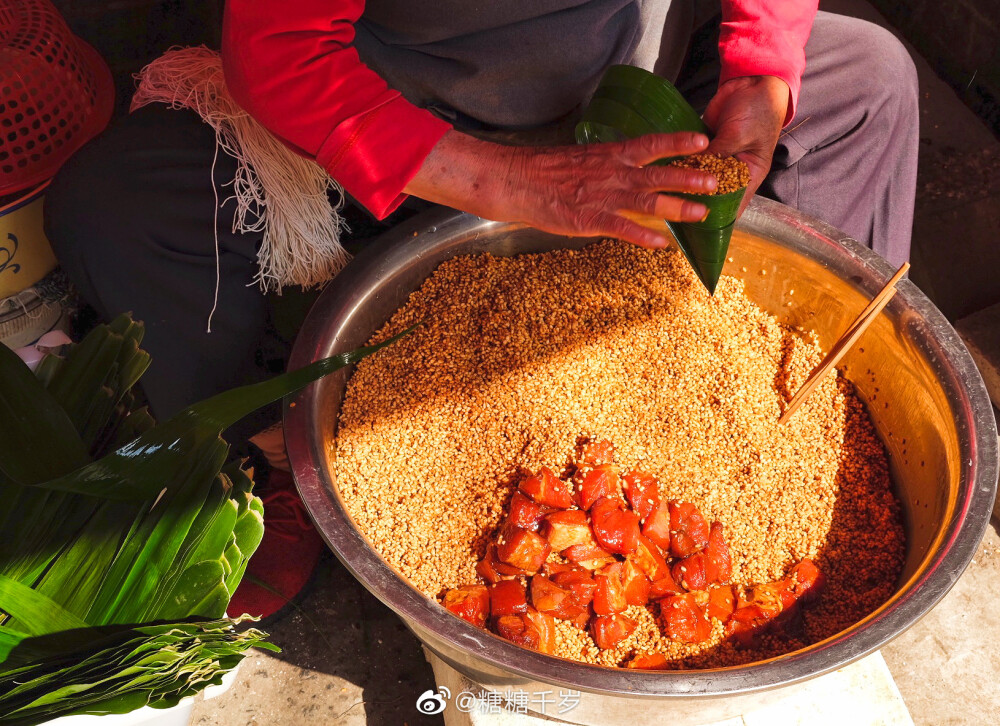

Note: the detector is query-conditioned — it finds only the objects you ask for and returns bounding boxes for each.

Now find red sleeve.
[717,0,818,125]
[221,0,452,219]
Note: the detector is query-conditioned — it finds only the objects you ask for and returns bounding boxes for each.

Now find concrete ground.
[191,1,1000,724]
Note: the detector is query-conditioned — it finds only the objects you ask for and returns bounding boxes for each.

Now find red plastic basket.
[0,0,114,196]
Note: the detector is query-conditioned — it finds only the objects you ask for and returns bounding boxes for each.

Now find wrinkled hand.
[702,76,790,214]
[405,130,718,249]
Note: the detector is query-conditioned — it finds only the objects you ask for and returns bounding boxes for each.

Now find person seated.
[44,0,918,617]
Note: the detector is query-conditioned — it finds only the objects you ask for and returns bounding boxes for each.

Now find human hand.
[702,76,790,214]
[405,130,718,249]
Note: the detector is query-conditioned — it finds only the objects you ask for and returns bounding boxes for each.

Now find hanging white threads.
[131,46,350,303]
[207,137,220,332]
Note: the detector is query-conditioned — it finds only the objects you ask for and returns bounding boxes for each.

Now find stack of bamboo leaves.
[0,314,398,724]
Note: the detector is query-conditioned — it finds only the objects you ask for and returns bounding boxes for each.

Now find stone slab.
[881,525,1000,725]
[424,649,911,726]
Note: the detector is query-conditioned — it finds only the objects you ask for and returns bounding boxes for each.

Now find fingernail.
[691,133,709,148]
[683,201,708,220]
[701,174,717,191]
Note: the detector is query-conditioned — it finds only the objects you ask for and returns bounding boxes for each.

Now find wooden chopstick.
[778,261,910,425]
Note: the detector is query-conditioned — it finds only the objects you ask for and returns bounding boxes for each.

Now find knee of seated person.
[843,20,919,116]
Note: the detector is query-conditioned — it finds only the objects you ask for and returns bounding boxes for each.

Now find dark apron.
[354,0,692,134]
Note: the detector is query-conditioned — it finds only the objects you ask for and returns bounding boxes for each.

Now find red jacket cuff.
[317,97,452,219]
[718,49,801,127]
[717,1,817,127]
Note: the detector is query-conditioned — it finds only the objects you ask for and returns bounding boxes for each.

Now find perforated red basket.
[0,0,114,196]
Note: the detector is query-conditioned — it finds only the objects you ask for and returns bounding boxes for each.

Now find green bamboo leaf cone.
[576,64,746,294]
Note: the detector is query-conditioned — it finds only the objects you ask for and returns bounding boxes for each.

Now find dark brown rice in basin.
[332,240,904,668]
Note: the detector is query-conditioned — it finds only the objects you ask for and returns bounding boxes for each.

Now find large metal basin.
[285,198,997,724]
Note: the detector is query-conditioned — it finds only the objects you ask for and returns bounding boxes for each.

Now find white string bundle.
[131,46,350,320]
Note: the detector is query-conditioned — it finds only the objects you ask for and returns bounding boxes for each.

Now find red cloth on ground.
[227,469,326,620]
[222,0,817,220]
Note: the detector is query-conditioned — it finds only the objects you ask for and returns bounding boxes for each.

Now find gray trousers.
[766,11,917,267]
[44,12,918,434]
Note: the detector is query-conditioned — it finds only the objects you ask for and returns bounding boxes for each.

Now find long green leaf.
[32,329,411,501]
[23,500,139,624]
[158,485,236,584]
[109,406,156,451]
[32,351,65,389]
[0,630,25,663]
[0,576,91,636]
[0,318,145,591]
[153,561,229,620]
[578,64,738,293]
[0,314,401,721]
[226,505,264,595]
[0,490,118,592]
[146,469,242,621]
[108,315,150,399]
[44,324,123,440]
[43,315,150,452]
[0,343,90,487]
[224,465,265,594]
[84,436,228,625]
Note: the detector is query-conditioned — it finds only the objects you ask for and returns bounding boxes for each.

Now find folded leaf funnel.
[576,64,745,294]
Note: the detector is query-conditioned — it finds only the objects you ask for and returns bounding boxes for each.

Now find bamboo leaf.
[0,629,25,663]
[44,325,124,439]
[41,315,151,454]
[574,119,626,145]
[84,436,228,625]
[0,575,91,635]
[220,535,238,578]
[23,501,139,624]
[182,579,232,621]
[226,515,264,595]
[0,342,90,487]
[0,324,125,587]
[0,619,273,724]
[166,329,413,438]
[593,68,708,134]
[146,470,244,622]
[0,310,377,719]
[225,465,264,594]
[31,329,412,501]
[80,385,118,449]
[579,96,660,138]
[32,352,64,388]
[0,490,92,588]
[222,540,245,595]
[109,315,150,398]
[220,543,234,580]
[153,561,228,620]
[109,406,156,451]
[148,474,236,612]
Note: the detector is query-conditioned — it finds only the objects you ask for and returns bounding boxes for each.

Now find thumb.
[701,93,725,134]
[705,124,743,158]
